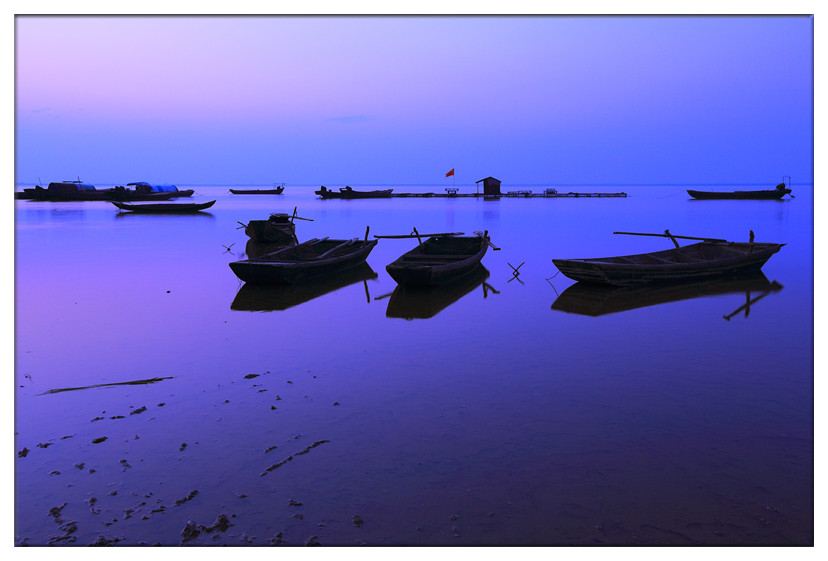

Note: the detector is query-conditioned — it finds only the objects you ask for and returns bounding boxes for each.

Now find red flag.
[445,168,455,177]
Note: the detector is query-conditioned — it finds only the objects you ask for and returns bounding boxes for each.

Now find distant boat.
[687,182,792,200]
[127,182,194,197]
[112,200,216,213]
[229,234,378,284]
[315,186,393,199]
[231,263,378,311]
[19,181,181,202]
[230,185,285,195]
[551,272,783,317]
[552,232,784,286]
[385,232,490,287]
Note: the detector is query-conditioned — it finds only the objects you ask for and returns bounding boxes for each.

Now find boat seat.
[403,254,472,261]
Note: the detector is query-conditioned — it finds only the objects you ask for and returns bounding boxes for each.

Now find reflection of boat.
[112,200,216,213]
[385,232,490,287]
[552,233,783,286]
[551,273,783,317]
[229,235,378,284]
[385,265,492,319]
[315,186,393,199]
[230,186,284,195]
[231,263,378,311]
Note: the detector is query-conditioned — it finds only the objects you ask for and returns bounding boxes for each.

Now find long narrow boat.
[385,232,490,287]
[20,181,179,202]
[112,200,216,213]
[315,186,393,199]
[229,235,378,284]
[552,233,784,286]
[687,183,792,200]
[230,186,284,195]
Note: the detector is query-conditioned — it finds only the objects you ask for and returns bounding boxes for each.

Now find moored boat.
[230,184,285,195]
[383,231,491,287]
[687,181,792,200]
[385,265,492,319]
[315,186,393,199]
[229,231,378,284]
[20,181,179,201]
[127,182,194,197]
[552,231,784,286]
[112,200,216,213]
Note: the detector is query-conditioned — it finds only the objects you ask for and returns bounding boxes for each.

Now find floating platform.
[388,191,628,198]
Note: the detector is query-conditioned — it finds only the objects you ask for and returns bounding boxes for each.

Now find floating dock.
[389,190,628,198]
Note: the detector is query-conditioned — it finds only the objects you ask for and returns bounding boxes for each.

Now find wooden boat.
[384,231,490,287]
[243,214,297,245]
[231,263,378,311]
[112,200,216,213]
[229,233,378,284]
[551,272,783,317]
[385,266,492,319]
[687,182,792,200]
[315,186,393,199]
[230,186,284,195]
[552,231,784,286]
[20,181,179,202]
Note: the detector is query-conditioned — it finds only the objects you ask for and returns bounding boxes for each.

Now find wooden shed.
[476,177,501,198]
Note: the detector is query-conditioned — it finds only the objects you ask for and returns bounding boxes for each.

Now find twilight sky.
[14,15,814,187]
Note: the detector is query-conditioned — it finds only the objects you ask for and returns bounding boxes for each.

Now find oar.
[613,231,728,243]
[374,232,464,239]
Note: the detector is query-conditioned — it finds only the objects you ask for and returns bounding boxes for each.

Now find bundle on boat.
[229,230,377,284]
[552,231,784,286]
[378,230,492,287]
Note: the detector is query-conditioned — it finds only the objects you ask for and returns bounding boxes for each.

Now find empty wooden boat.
[385,265,492,319]
[552,231,784,286]
[229,233,378,284]
[687,182,792,199]
[384,231,490,287]
[230,186,284,195]
[112,200,216,213]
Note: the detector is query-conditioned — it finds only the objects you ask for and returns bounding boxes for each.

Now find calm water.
[14,184,813,546]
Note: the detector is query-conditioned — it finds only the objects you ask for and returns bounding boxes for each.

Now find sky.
[13,14,814,187]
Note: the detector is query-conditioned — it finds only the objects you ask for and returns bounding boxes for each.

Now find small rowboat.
[230,187,284,195]
[385,265,492,319]
[112,200,216,213]
[384,231,490,287]
[687,182,792,200]
[552,231,784,286]
[229,232,377,284]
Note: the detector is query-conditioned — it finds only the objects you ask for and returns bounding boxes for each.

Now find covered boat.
[687,182,792,200]
[127,182,194,197]
[384,231,490,287]
[112,200,215,213]
[229,233,378,284]
[552,232,784,286]
[315,186,393,199]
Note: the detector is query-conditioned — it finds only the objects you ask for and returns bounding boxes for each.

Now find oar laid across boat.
[551,230,784,286]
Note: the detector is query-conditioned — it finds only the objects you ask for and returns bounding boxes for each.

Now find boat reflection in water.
[384,265,497,320]
[551,272,783,318]
[231,263,379,312]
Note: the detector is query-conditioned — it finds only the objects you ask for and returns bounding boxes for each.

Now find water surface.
[14,184,813,545]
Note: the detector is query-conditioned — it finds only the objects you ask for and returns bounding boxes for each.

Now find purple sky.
[14,15,813,186]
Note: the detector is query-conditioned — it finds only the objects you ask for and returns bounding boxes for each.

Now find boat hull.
[315,188,393,199]
[112,200,216,213]
[552,242,784,286]
[687,189,790,200]
[230,188,284,194]
[229,239,378,284]
[386,235,489,287]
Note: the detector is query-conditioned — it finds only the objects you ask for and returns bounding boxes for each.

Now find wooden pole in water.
[412,227,423,245]
[364,226,370,244]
